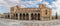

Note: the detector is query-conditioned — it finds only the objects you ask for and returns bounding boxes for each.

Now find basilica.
[6,4,52,21]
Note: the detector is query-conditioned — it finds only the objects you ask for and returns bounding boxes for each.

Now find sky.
[0,0,60,16]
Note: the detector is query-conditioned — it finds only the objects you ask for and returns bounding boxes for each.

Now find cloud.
[51,0,60,16]
[40,0,60,16]
[52,10,56,16]
[0,0,43,8]
[0,0,58,16]
[0,0,19,13]
[19,0,43,8]
[0,0,43,13]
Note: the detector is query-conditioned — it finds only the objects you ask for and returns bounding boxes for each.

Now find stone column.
[14,13,16,19]
[10,14,11,19]
[22,13,23,20]
[33,13,35,20]
[18,13,20,20]
[20,13,21,20]
[29,13,31,20]
[25,13,26,20]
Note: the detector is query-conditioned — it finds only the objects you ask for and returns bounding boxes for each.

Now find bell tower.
[39,4,46,9]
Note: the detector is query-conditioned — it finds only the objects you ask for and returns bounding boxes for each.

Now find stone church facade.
[8,4,52,21]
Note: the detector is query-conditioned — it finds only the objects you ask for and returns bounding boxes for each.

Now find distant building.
[7,4,52,21]
[3,13,10,19]
[0,14,4,18]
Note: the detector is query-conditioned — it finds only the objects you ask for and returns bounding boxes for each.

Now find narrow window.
[46,10,47,15]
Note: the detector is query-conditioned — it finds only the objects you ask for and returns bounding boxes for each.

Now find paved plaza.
[0,18,60,26]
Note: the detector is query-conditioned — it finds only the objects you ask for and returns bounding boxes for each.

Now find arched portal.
[23,13,25,20]
[38,13,40,20]
[26,13,29,20]
[31,13,40,20]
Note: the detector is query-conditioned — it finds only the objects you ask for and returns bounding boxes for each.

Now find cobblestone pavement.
[0,18,60,26]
